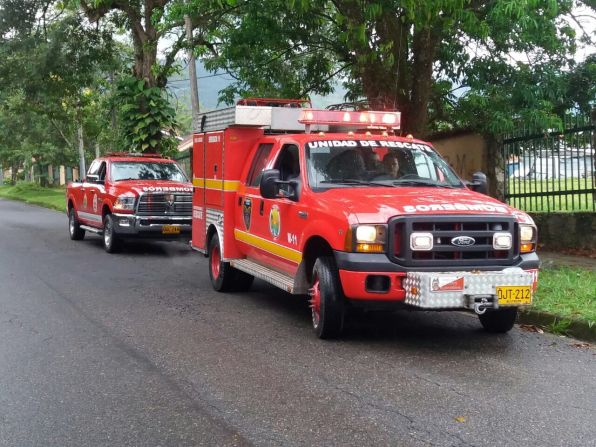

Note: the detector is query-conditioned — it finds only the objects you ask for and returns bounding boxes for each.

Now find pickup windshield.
[306,139,464,189]
[111,162,188,182]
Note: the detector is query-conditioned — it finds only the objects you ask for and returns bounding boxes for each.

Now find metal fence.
[503,114,595,212]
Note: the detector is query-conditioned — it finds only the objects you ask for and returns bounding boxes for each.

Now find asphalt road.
[0,199,594,447]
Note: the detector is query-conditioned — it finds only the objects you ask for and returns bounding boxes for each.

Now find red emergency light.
[298,109,401,129]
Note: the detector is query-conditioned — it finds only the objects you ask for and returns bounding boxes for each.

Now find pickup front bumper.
[112,213,191,239]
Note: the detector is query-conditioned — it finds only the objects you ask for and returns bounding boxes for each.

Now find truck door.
[78,160,101,227]
[85,160,107,227]
[241,143,306,276]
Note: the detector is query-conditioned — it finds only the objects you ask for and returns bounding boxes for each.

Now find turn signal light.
[356,243,385,253]
[520,243,535,253]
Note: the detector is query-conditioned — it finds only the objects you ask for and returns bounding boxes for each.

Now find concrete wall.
[430,133,487,181]
[531,212,596,251]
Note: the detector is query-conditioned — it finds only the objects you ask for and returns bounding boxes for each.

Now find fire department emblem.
[269,205,281,238]
[243,198,252,230]
[92,194,98,212]
[82,194,87,208]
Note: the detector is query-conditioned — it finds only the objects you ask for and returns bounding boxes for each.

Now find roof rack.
[197,99,326,133]
[236,98,311,108]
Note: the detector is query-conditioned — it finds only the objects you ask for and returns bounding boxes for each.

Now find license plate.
[496,286,532,306]
[162,225,181,235]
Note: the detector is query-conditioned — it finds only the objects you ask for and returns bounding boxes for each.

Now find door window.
[246,143,273,186]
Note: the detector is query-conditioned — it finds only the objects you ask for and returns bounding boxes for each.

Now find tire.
[68,208,85,240]
[479,307,518,333]
[209,233,234,291]
[102,214,121,253]
[309,256,345,339]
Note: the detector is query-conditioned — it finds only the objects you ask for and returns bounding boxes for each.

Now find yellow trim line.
[234,229,303,264]
[193,178,240,191]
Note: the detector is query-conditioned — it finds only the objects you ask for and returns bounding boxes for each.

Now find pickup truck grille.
[136,193,192,216]
[388,215,518,267]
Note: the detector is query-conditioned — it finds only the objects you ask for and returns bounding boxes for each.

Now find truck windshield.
[305,139,464,189]
[111,162,188,182]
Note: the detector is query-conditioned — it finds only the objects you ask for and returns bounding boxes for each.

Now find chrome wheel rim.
[104,218,112,247]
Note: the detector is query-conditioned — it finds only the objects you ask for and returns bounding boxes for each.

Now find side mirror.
[86,174,99,183]
[260,169,281,199]
[468,171,488,195]
[259,169,299,201]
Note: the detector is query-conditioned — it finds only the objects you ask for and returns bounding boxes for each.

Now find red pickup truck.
[66,153,193,252]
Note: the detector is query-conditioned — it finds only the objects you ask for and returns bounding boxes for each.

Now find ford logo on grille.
[451,236,476,246]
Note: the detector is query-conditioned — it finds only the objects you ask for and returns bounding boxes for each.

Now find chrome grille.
[389,215,518,267]
[136,193,192,216]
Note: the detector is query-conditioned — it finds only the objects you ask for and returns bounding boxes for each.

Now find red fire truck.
[191,99,539,338]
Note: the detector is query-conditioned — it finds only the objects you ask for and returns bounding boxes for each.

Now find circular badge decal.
[93,194,98,213]
[269,205,281,238]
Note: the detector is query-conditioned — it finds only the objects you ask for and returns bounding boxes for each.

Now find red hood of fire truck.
[313,186,535,225]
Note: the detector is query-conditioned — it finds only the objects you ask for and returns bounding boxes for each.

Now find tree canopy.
[205,0,595,135]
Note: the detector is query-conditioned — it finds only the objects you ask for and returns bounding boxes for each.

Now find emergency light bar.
[298,109,401,129]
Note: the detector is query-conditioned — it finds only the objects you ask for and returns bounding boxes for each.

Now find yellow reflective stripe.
[192,178,240,191]
[234,229,302,264]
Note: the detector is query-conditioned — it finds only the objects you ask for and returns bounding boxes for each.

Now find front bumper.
[112,213,191,239]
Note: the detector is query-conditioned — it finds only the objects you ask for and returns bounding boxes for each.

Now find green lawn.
[534,266,596,325]
[0,183,66,212]
[507,178,595,212]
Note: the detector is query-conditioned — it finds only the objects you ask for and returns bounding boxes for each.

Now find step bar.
[80,225,102,235]
[230,258,297,293]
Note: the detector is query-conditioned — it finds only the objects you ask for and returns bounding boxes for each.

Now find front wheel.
[68,208,85,240]
[479,307,518,333]
[309,257,345,339]
[103,214,121,253]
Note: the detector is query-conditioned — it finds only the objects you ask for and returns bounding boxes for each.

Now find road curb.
[518,308,595,342]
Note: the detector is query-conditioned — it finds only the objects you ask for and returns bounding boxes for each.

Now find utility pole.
[185,14,200,131]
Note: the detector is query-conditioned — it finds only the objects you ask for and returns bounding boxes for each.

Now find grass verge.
[0,183,66,212]
[532,266,596,330]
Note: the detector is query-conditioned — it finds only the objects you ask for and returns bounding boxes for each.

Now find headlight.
[113,194,136,211]
[347,225,387,253]
[493,232,512,250]
[410,232,433,251]
[519,224,537,253]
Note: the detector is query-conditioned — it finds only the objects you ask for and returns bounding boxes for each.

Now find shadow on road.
[238,279,514,353]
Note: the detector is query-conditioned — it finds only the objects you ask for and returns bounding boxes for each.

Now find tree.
[76,0,240,152]
[206,0,592,136]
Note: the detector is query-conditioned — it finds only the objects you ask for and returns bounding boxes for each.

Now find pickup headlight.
[113,193,136,211]
[346,224,387,253]
[519,224,537,253]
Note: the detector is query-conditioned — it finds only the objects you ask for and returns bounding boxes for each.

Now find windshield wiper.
[320,179,393,187]
[392,179,457,188]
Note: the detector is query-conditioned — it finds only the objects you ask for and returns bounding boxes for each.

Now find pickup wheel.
[103,214,121,253]
[309,257,345,339]
[479,307,518,333]
[68,208,85,240]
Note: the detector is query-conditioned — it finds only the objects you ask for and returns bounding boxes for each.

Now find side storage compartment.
[191,133,207,251]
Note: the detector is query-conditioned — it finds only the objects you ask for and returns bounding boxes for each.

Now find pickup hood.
[109,180,193,197]
[317,187,534,225]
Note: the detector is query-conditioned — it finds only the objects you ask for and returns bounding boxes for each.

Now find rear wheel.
[309,257,345,339]
[68,208,85,240]
[479,307,518,333]
[209,233,254,292]
[103,214,121,253]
